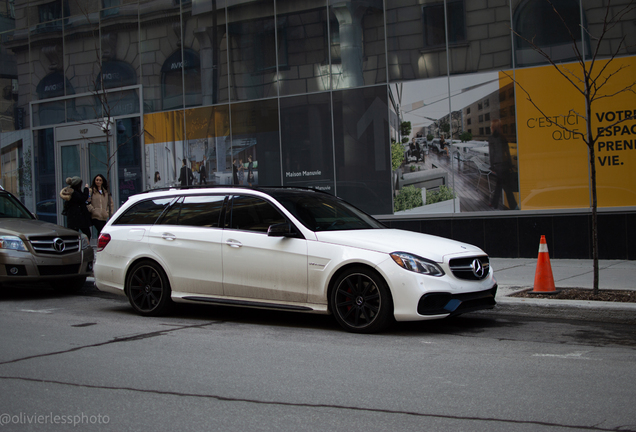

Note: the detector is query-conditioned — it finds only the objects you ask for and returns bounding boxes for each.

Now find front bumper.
[0,248,94,284]
[417,285,498,316]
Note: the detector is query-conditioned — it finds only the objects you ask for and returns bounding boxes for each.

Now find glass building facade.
[1,0,635,257]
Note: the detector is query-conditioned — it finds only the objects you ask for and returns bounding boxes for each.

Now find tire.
[51,277,86,294]
[126,260,173,316]
[330,267,393,333]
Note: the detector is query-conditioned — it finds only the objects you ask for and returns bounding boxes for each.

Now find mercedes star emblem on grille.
[471,258,485,278]
[53,237,65,253]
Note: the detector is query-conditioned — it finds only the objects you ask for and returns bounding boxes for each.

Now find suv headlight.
[0,235,28,252]
[390,252,444,277]
[80,233,90,250]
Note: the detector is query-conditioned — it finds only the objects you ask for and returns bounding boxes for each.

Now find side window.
[113,197,174,225]
[160,195,225,227]
[160,197,183,225]
[229,195,285,233]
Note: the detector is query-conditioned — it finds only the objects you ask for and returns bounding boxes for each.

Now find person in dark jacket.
[199,156,207,184]
[488,119,518,210]
[64,176,92,239]
[179,159,194,186]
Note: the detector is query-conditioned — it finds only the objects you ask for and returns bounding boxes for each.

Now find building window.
[479,127,484,135]
[255,25,288,71]
[485,112,490,121]
[484,99,489,108]
[467,118,471,125]
[38,0,62,22]
[513,0,590,66]
[101,0,119,17]
[466,106,470,114]
[422,0,466,49]
[478,114,483,122]
[161,48,201,110]
[478,102,483,110]
[1,143,21,199]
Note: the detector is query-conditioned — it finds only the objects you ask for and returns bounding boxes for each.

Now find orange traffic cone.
[531,235,557,293]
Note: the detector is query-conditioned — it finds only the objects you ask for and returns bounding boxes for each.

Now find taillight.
[97,233,111,252]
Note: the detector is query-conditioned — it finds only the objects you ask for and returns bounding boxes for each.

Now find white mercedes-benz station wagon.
[94,187,497,333]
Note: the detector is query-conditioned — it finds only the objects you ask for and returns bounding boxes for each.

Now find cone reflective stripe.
[532,235,557,293]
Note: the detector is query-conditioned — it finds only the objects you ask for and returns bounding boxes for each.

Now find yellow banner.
[511,55,636,209]
[143,111,184,145]
[184,106,230,140]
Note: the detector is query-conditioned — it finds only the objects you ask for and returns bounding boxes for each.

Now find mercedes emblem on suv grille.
[53,237,65,253]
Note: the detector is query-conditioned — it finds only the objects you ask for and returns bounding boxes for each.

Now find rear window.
[113,198,174,225]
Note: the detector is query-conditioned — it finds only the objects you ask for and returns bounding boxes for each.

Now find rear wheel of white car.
[126,261,173,316]
[331,267,393,333]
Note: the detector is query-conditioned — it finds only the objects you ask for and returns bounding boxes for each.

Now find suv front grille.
[29,236,81,255]
[449,256,490,280]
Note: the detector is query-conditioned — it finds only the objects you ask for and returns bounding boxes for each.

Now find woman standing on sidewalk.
[87,174,114,235]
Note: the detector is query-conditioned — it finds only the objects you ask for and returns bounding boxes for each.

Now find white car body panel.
[148,225,224,296]
[314,229,483,262]
[221,229,308,302]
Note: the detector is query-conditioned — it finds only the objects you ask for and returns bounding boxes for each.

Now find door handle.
[225,239,242,248]
[162,233,176,241]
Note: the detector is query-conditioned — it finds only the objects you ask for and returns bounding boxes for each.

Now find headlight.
[80,233,90,250]
[0,235,28,252]
[390,252,444,277]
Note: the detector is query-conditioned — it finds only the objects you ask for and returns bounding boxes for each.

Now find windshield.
[273,192,385,232]
[0,193,35,220]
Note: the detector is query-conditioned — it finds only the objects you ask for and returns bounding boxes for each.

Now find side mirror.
[267,222,296,237]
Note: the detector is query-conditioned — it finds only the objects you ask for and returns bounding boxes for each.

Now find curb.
[497,286,636,311]
[488,285,636,324]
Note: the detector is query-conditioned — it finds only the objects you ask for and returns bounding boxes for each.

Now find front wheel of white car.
[126,261,173,316]
[330,267,393,333]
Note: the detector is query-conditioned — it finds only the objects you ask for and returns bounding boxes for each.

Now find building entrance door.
[56,123,114,231]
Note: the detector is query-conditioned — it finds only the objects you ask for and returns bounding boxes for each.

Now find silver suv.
[0,188,94,293]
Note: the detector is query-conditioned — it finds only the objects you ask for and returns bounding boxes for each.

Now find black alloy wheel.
[331,267,393,333]
[126,261,173,316]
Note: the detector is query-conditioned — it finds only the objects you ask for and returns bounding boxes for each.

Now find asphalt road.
[1,282,635,432]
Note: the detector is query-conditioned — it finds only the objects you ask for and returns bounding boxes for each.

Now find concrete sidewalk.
[490,258,636,319]
[491,258,636,290]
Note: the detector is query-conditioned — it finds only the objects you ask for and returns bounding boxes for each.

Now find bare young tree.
[504,0,636,293]
[68,1,144,193]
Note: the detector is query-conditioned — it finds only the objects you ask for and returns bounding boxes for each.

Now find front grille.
[38,264,80,276]
[417,285,498,316]
[449,256,490,280]
[29,236,81,255]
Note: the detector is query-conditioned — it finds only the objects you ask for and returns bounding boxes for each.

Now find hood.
[0,219,82,238]
[315,229,485,263]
